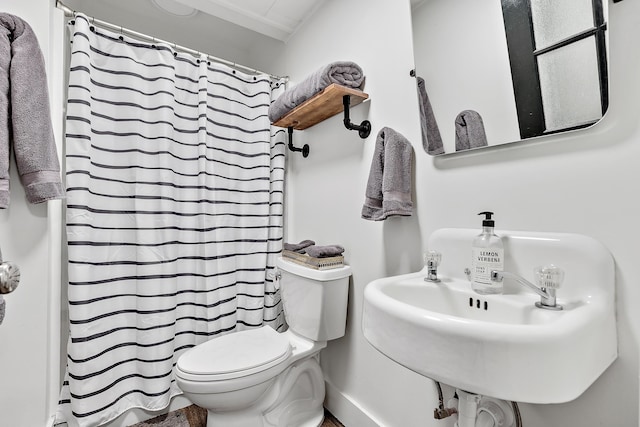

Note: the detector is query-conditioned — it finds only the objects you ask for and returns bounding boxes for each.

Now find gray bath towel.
[305,245,344,258]
[455,110,488,151]
[0,13,64,208]
[0,296,4,325]
[417,77,444,155]
[268,61,365,122]
[362,127,414,221]
[283,239,315,253]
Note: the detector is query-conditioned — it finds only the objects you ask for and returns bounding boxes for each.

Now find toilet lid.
[177,326,291,379]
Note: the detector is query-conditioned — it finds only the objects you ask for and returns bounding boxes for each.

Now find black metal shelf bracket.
[343,95,371,139]
[287,126,309,158]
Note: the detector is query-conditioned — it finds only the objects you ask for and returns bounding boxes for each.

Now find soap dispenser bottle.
[472,212,504,295]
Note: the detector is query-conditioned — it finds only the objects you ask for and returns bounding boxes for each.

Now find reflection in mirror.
[412,0,608,155]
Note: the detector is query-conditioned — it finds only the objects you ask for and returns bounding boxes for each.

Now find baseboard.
[324,380,384,427]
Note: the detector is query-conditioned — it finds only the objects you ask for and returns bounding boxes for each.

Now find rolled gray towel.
[305,245,344,258]
[417,77,444,155]
[268,61,365,122]
[0,13,64,207]
[361,127,414,221]
[455,110,488,151]
[283,239,315,253]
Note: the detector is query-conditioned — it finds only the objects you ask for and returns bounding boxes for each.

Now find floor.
[322,410,345,427]
[130,405,206,427]
[129,405,345,427]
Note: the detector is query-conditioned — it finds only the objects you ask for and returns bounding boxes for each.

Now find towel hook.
[343,95,371,139]
[287,127,309,158]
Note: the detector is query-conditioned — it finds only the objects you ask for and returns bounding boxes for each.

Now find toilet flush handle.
[268,269,282,290]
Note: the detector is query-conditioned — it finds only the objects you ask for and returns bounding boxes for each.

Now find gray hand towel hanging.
[362,127,414,221]
[417,77,444,155]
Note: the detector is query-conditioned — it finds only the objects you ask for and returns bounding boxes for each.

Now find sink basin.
[363,228,617,404]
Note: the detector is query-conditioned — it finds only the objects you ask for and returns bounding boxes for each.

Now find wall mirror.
[411,0,608,155]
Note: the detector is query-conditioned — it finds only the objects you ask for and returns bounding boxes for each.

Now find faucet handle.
[424,250,442,267]
[533,265,564,290]
[424,251,442,283]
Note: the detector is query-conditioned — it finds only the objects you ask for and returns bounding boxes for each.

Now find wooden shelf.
[272,83,369,130]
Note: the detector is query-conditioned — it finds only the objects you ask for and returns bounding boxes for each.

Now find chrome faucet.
[490,265,564,310]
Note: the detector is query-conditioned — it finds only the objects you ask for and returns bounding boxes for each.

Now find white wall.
[0,1,64,426]
[254,0,640,426]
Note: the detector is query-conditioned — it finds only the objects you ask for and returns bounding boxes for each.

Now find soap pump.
[471,212,504,295]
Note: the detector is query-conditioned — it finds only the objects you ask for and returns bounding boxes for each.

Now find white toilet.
[175,257,352,427]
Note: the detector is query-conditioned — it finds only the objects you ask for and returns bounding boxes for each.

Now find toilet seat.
[176,326,292,382]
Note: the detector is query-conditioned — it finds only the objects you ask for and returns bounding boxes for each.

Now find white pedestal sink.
[362,228,617,404]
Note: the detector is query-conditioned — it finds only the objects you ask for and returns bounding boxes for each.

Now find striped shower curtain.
[57,14,286,427]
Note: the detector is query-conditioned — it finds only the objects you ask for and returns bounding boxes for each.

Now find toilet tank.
[276,257,352,341]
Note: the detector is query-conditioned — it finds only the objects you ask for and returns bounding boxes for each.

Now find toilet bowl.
[175,257,352,427]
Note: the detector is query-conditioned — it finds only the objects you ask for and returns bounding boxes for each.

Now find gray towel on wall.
[417,77,444,155]
[455,110,488,151]
[0,296,4,325]
[362,127,414,221]
[268,61,365,122]
[0,13,64,208]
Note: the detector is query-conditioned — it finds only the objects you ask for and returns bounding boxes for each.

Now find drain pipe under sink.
[456,390,480,427]
[455,389,516,427]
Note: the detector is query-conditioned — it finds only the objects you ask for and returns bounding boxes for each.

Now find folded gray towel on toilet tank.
[417,77,444,155]
[455,110,488,151]
[0,13,64,208]
[305,245,345,258]
[268,61,365,122]
[283,240,316,253]
[361,127,414,221]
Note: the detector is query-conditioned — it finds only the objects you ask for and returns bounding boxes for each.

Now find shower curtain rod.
[54,0,288,81]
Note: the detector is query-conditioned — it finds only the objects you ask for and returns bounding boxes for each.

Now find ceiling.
[158,0,425,42]
[166,0,327,42]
